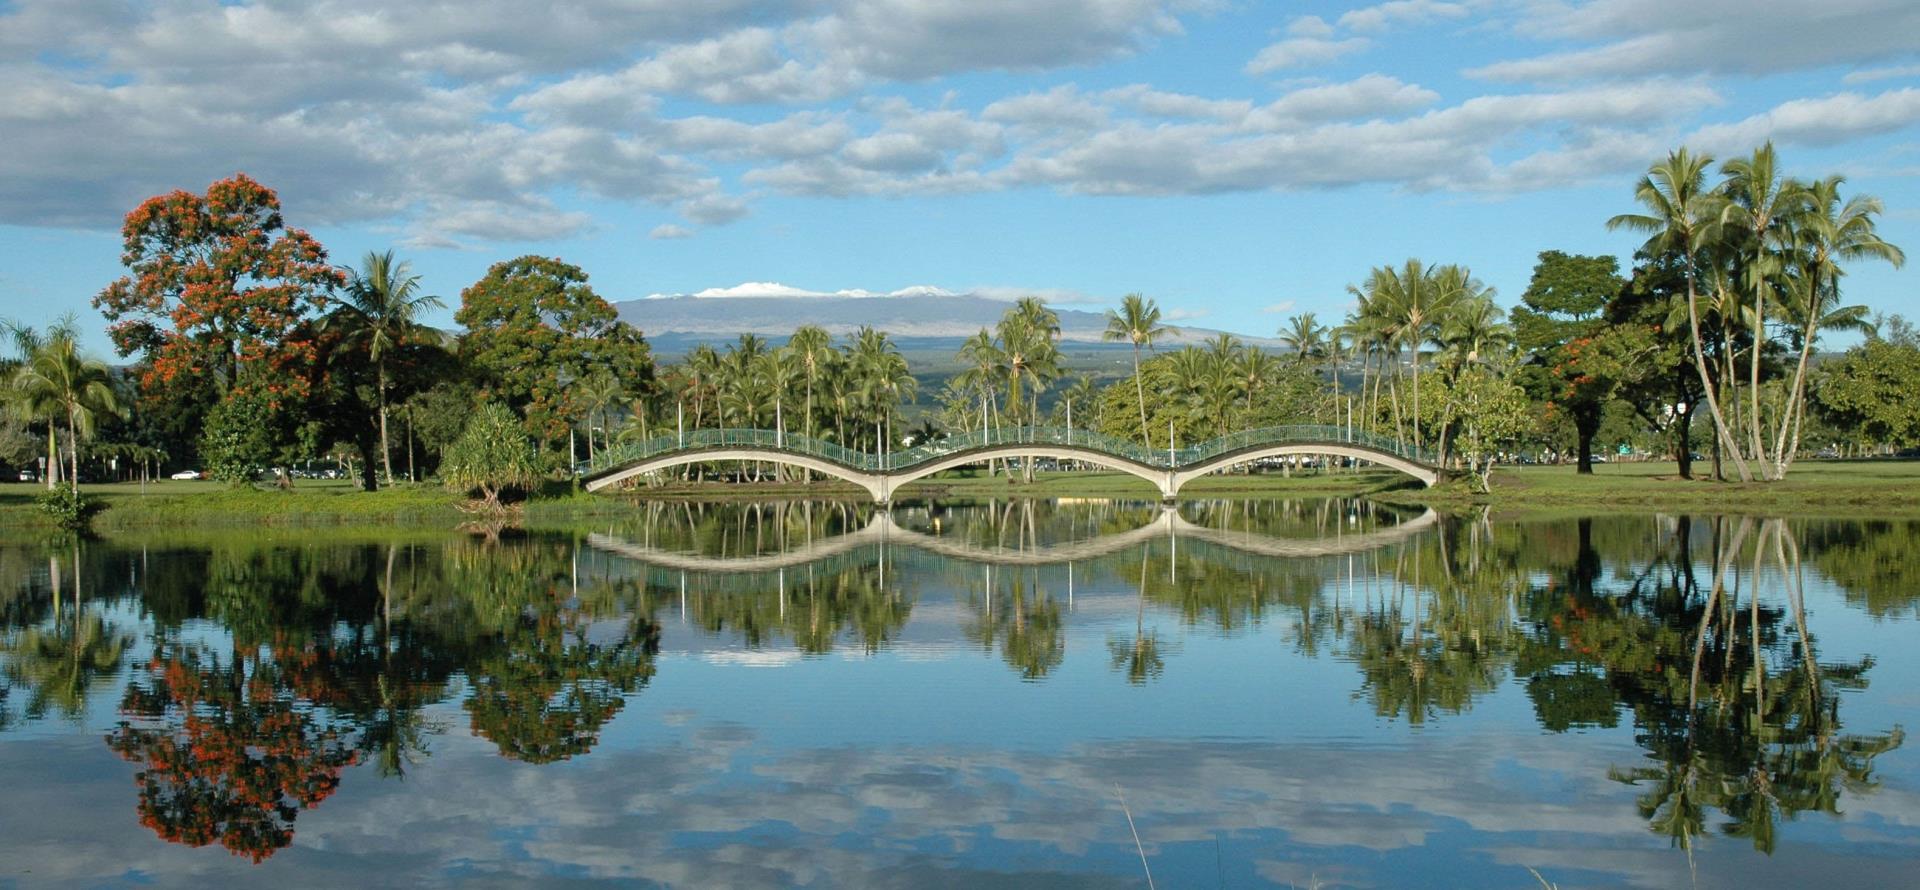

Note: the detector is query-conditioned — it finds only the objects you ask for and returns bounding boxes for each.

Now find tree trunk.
[1675,401,1694,480]
[67,405,80,493]
[45,427,58,490]
[377,362,394,486]
[1133,345,1149,448]
[1685,273,1751,482]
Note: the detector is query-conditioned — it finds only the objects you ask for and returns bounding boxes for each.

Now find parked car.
[170,469,203,480]
[16,470,35,483]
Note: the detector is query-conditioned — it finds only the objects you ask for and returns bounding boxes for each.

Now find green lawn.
[1385,458,1920,516]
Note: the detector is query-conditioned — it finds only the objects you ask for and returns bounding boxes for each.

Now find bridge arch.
[584,447,887,499]
[582,429,1438,502]
[1169,443,1438,490]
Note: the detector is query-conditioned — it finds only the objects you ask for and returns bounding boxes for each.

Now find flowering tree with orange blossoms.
[93,174,343,406]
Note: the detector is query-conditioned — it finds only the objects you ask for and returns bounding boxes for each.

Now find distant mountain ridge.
[614,292,1279,350]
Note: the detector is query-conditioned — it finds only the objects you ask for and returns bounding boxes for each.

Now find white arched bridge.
[583,425,1439,503]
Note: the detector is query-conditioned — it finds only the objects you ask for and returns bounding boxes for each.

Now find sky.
[1,0,1917,352]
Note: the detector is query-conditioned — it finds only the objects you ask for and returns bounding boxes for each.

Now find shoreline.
[5,460,1918,532]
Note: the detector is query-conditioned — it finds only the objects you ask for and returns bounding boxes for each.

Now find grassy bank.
[0,478,464,531]
[6,459,1917,531]
[1381,459,1920,518]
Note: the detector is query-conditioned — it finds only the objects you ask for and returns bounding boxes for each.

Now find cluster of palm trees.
[3,316,125,492]
[1609,143,1904,482]
[645,325,916,464]
[1333,260,1509,448]
[949,297,1064,438]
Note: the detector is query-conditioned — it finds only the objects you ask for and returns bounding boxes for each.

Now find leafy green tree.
[440,403,538,509]
[1512,251,1646,472]
[1814,336,1920,450]
[198,387,288,484]
[454,256,652,445]
[1437,362,1535,492]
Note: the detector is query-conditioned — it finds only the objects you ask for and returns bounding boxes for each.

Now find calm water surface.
[1,498,1917,888]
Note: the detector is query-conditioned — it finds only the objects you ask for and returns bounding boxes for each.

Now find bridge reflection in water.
[583,425,1440,502]
[587,505,1439,574]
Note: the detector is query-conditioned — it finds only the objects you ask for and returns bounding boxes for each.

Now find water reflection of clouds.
[7,719,1919,888]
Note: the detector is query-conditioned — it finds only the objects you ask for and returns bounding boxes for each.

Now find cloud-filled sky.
[1,0,1917,349]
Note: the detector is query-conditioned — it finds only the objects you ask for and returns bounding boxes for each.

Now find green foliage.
[1815,337,1920,449]
[441,403,538,507]
[35,485,103,529]
[199,389,283,484]
[454,256,652,444]
[1512,251,1649,470]
[1434,363,1535,492]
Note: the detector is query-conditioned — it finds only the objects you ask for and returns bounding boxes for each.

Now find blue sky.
[2,0,1917,352]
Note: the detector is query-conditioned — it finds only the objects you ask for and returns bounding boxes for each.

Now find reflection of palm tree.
[3,610,132,720]
[1109,552,1165,684]
[362,675,437,779]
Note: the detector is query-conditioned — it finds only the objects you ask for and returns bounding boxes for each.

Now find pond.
[1,498,1916,887]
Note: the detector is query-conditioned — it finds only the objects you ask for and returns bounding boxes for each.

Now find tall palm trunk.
[1132,344,1150,448]
[377,361,393,485]
[1747,288,1768,479]
[66,404,81,493]
[45,427,58,490]
[1687,275,1751,482]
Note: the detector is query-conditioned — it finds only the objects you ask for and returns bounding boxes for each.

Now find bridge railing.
[587,424,1435,476]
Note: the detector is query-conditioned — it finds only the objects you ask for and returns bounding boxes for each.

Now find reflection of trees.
[1800,519,1920,619]
[965,566,1064,680]
[3,610,131,720]
[424,535,661,764]
[463,614,658,764]
[107,639,362,862]
[1108,552,1166,684]
[1517,516,1905,854]
[2,545,133,723]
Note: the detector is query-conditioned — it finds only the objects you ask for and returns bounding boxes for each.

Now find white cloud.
[1474,0,1920,81]
[1245,37,1369,74]
[649,223,694,239]
[1845,64,1920,85]
[1685,88,1920,153]
[1163,307,1210,320]
[1261,300,1297,314]
[1286,15,1335,38]
[1336,1,1468,33]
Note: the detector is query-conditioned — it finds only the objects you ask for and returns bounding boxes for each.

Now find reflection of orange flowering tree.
[107,643,359,862]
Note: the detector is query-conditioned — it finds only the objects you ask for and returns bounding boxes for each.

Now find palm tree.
[1278,312,1328,365]
[1718,143,1809,478]
[1057,374,1102,430]
[9,317,123,492]
[575,370,622,464]
[957,328,1005,439]
[997,299,1061,432]
[2,319,50,488]
[1609,148,1752,481]
[1351,260,1462,447]
[785,325,834,440]
[331,250,444,486]
[1103,293,1169,447]
[1773,175,1904,475]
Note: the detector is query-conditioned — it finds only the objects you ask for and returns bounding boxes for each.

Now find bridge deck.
[584,425,1440,498]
